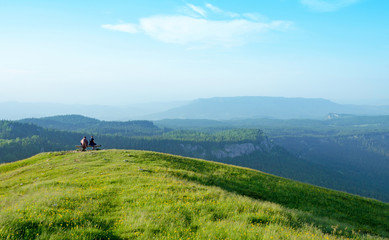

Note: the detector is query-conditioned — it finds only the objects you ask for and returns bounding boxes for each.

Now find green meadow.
[1,150,388,239]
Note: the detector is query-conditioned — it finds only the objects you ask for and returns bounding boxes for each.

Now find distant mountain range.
[146,96,389,120]
[0,101,188,121]
[2,96,389,120]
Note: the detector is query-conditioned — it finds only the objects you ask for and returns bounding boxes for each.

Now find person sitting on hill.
[89,136,96,148]
[80,136,88,151]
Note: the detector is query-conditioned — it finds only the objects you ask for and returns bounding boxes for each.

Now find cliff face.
[211,143,260,158]
[179,136,274,159]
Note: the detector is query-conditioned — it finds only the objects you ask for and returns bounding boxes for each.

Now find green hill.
[1,150,388,239]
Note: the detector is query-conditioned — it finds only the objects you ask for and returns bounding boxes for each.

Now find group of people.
[80,136,97,151]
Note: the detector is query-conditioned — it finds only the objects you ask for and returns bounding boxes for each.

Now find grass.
[0,150,388,239]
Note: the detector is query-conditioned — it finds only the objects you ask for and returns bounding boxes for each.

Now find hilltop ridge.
[1,150,388,239]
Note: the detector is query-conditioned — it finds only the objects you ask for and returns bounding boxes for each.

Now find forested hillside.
[0,121,79,162]
[20,114,165,136]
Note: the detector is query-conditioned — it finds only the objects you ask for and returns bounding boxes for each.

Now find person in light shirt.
[80,136,88,151]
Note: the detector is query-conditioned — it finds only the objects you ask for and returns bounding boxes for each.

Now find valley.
[2,113,389,203]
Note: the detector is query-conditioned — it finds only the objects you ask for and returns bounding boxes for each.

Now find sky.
[0,0,388,105]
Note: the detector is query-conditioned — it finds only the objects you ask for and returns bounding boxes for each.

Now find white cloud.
[205,3,240,18]
[102,3,293,47]
[187,4,207,17]
[205,3,221,13]
[101,23,138,33]
[300,0,360,12]
[139,15,291,46]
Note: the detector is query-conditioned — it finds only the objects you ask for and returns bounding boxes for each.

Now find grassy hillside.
[1,150,388,240]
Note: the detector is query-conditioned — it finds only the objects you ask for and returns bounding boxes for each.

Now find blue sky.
[0,0,388,105]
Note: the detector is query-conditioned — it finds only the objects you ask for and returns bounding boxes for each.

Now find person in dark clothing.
[89,136,96,147]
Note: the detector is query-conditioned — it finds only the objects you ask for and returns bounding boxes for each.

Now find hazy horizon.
[1,1,388,106]
[2,95,389,107]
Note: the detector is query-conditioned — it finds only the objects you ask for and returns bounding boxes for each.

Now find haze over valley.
[3,96,389,121]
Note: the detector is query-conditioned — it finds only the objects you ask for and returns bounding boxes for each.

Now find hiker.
[89,136,96,148]
[80,136,88,151]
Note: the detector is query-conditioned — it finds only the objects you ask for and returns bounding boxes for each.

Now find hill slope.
[1,150,388,239]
